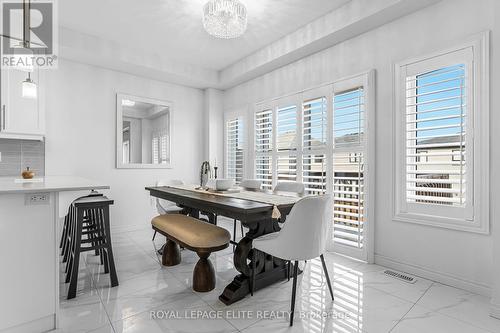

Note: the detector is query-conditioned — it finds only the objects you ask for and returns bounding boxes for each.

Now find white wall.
[45,59,205,231]
[204,88,224,175]
[489,0,500,317]
[223,0,497,294]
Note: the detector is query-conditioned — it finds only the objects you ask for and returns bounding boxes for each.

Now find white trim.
[0,132,44,141]
[54,193,60,330]
[365,70,376,264]
[393,31,490,234]
[374,254,491,297]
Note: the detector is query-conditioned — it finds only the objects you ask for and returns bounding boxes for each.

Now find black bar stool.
[60,192,103,260]
[63,194,118,299]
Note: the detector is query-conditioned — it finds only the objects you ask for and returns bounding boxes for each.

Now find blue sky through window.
[414,64,465,144]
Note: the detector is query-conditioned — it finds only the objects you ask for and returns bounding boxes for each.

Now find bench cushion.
[152,214,231,251]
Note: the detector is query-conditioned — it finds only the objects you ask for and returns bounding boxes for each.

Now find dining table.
[145,184,301,305]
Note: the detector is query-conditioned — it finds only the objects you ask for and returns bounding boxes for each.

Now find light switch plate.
[25,193,50,205]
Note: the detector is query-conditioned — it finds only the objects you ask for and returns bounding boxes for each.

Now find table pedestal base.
[219,217,299,305]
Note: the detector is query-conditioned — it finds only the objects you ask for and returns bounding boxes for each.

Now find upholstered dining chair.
[273,181,305,225]
[233,179,262,252]
[250,195,334,326]
[273,181,305,196]
[153,179,185,241]
[230,179,263,250]
[240,179,263,191]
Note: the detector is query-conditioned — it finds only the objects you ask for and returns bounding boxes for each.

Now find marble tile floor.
[56,219,500,333]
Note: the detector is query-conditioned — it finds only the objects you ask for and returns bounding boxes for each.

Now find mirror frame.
[116,93,173,169]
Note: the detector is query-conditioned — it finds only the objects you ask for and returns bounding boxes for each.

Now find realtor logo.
[1,0,58,68]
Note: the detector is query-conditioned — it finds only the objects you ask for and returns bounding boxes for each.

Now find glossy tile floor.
[57,219,500,333]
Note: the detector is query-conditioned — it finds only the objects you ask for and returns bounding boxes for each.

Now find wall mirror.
[116,93,172,168]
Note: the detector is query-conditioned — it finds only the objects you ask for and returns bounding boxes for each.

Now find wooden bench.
[151,214,231,292]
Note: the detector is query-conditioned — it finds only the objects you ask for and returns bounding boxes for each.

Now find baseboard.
[374,254,491,297]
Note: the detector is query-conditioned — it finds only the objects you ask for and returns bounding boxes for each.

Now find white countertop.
[0,176,109,194]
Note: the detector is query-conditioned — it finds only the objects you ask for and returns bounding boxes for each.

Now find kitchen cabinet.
[0,60,45,140]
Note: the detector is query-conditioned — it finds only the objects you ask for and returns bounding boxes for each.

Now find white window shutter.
[226,117,244,182]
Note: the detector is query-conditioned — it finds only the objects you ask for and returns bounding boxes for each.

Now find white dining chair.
[273,181,305,196]
[251,195,334,326]
[240,179,262,191]
[153,179,184,241]
[229,179,263,251]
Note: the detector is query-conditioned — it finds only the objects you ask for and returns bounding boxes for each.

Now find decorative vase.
[22,167,35,179]
[199,161,211,188]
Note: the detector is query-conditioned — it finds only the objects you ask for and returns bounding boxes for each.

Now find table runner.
[167,184,301,218]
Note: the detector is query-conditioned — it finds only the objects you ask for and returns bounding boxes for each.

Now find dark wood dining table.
[145,185,298,305]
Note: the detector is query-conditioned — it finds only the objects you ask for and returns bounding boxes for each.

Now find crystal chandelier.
[202,0,248,39]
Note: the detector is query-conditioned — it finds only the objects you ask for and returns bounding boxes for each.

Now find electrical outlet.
[25,193,50,205]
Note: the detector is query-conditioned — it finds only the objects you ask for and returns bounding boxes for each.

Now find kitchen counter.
[0,175,109,194]
[0,176,110,332]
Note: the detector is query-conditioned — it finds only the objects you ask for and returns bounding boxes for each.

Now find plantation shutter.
[302,154,327,195]
[303,97,327,150]
[160,133,168,164]
[276,105,297,151]
[333,87,365,249]
[152,137,159,164]
[255,109,273,189]
[277,155,297,181]
[226,117,244,182]
[405,64,467,207]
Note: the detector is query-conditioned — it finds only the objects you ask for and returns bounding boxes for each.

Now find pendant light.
[22,72,37,99]
[20,0,37,99]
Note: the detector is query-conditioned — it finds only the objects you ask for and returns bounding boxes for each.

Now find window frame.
[394,32,490,234]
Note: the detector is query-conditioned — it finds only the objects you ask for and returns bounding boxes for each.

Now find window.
[277,105,298,151]
[303,97,327,150]
[225,116,245,183]
[152,130,169,164]
[302,95,328,195]
[395,33,490,233]
[303,154,326,195]
[333,86,366,250]
[255,109,273,189]
[251,72,374,261]
[407,64,467,207]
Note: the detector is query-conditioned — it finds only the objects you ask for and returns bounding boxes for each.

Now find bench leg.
[193,251,215,292]
[162,238,181,266]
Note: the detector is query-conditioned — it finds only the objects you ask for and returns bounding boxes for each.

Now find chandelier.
[202,0,248,39]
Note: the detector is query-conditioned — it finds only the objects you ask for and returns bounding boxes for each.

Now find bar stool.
[60,191,103,258]
[63,194,118,299]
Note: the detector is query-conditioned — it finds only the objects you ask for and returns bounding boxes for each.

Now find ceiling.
[59,0,352,70]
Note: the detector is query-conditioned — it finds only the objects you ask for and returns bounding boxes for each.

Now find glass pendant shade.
[22,76,37,99]
[202,0,247,39]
